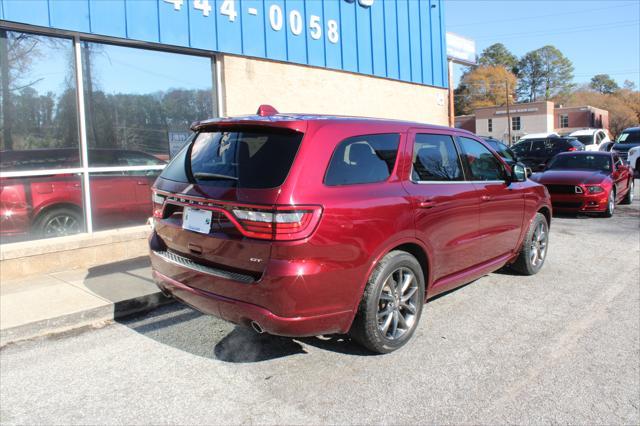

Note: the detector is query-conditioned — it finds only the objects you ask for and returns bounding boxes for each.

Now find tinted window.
[411,134,463,181]
[325,134,399,186]
[512,141,531,156]
[160,128,302,189]
[547,154,612,172]
[486,140,515,162]
[458,137,505,181]
[574,135,594,145]
[530,139,548,155]
[616,130,640,144]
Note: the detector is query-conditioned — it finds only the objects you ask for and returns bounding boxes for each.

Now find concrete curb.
[0,292,173,347]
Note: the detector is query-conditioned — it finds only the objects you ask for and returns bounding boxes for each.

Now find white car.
[629,146,640,174]
[568,129,611,152]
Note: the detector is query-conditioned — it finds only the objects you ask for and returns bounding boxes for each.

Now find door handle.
[481,195,492,202]
[136,181,148,185]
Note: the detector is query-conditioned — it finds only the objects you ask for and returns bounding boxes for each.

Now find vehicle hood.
[530,170,609,185]
[612,143,640,152]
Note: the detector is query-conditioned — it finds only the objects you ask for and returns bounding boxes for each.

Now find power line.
[447,2,638,28]
[473,19,639,41]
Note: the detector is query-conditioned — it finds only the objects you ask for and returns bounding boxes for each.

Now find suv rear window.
[324,134,400,186]
[159,128,303,189]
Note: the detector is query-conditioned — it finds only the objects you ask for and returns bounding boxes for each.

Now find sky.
[445,0,640,89]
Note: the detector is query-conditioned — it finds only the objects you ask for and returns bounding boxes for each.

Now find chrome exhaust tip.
[250,321,264,334]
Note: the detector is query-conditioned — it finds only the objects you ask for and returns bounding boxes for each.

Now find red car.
[0,149,165,239]
[149,106,552,353]
[529,151,634,217]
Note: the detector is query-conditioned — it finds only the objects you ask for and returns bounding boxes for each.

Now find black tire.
[511,213,549,276]
[621,179,634,205]
[602,190,615,217]
[35,207,83,238]
[350,250,425,354]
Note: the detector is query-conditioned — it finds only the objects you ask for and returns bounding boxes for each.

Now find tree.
[590,74,619,94]
[518,46,574,102]
[623,80,636,91]
[566,90,637,138]
[457,65,517,112]
[477,43,518,73]
[516,50,544,102]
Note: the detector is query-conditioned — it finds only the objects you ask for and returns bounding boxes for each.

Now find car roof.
[519,132,560,139]
[569,129,602,136]
[621,127,640,133]
[192,112,465,135]
[556,150,611,157]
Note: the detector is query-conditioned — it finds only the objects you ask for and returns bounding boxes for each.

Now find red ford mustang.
[530,151,634,216]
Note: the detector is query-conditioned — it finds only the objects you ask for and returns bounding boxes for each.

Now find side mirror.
[510,162,528,182]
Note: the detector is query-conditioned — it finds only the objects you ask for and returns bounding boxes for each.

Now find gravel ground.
[1,184,639,425]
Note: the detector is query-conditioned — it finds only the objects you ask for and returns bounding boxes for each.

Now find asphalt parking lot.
[1,182,639,425]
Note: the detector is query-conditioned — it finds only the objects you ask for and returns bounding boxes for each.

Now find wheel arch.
[537,205,551,228]
[33,202,84,227]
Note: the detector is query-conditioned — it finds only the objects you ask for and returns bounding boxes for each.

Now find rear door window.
[324,134,400,186]
[159,128,303,188]
[411,134,464,181]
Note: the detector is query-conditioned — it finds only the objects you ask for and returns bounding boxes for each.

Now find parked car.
[511,136,585,171]
[568,128,610,152]
[529,151,633,217]
[599,140,615,152]
[611,127,640,172]
[481,137,518,166]
[149,105,552,354]
[0,149,165,239]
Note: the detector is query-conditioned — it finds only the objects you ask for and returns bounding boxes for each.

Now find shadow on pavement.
[120,303,375,362]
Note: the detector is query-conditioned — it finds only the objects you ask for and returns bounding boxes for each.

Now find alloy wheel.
[529,221,548,267]
[376,267,420,340]
[43,214,81,237]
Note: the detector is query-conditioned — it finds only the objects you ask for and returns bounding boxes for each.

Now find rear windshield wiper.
[193,172,238,181]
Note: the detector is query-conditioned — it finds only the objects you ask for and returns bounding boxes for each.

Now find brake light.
[152,192,165,218]
[567,147,577,151]
[231,205,322,241]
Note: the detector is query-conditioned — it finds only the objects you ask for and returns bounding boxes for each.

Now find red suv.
[150,106,552,353]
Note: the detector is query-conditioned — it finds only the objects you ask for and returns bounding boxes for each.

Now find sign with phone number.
[157,0,446,88]
[0,0,447,88]
[165,0,362,44]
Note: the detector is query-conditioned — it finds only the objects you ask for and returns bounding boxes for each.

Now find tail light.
[231,205,322,241]
[567,147,577,151]
[152,192,165,218]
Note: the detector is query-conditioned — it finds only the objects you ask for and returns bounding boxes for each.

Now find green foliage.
[517,46,574,102]
[477,43,518,73]
[590,74,619,94]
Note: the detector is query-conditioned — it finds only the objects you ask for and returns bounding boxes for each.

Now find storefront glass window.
[89,170,161,231]
[81,42,214,166]
[0,174,85,244]
[0,30,79,171]
[0,28,216,244]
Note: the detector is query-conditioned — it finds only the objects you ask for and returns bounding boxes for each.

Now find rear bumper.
[152,270,353,337]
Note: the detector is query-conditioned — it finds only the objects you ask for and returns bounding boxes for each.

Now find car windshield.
[547,154,611,172]
[160,128,303,188]
[573,135,594,145]
[616,131,640,144]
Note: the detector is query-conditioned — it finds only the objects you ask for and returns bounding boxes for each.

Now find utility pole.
[506,79,512,146]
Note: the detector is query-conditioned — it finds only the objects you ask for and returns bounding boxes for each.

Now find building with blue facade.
[0,0,449,274]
